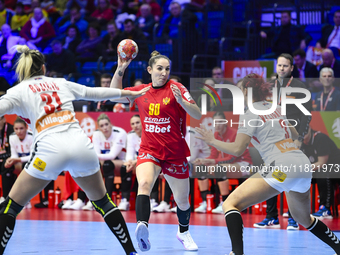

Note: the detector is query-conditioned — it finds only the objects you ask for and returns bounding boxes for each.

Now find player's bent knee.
[91,193,117,217]
[0,197,24,217]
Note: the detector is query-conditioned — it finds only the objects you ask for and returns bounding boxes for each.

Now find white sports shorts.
[25,125,100,180]
[260,151,312,193]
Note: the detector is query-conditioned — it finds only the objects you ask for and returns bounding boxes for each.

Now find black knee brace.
[103,161,115,178]
[0,197,24,217]
[91,193,117,217]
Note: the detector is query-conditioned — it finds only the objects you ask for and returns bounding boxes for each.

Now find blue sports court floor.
[5,218,339,255]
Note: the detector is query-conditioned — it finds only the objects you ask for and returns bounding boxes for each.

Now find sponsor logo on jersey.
[271,169,287,182]
[36,110,76,133]
[138,153,160,163]
[33,157,46,171]
[163,97,170,105]
[275,138,298,153]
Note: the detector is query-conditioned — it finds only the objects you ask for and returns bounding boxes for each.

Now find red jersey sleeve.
[171,82,196,104]
[124,83,150,103]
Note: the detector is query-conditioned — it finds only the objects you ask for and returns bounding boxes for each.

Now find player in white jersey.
[118,115,142,211]
[92,113,127,205]
[3,117,33,208]
[5,117,33,172]
[196,73,340,255]
[0,45,149,255]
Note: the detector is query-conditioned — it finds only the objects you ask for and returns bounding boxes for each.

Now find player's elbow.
[234,146,245,157]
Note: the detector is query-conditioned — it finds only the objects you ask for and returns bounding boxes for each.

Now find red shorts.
[136,152,189,179]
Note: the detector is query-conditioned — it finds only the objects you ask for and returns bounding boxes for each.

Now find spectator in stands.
[102,20,121,60]
[57,6,88,39]
[292,49,319,90]
[95,73,116,112]
[260,11,311,58]
[55,0,68,16]
[45,39,76,77]
[120,18,148,58]
[62,24,81,53]
[302,126,340,220]
[76,22,103,63]
[64,0,88,16]
[20,7,56,50]
[211,66,232,98]
[41,0,61,23]
[133,79,143,87]
[162,1,199,70]
[136,0,161,22]
[122,0,140,15]
[108,0,124,15]
[10,2,29,32]
[0,116,14,204]
[306,41,324,68]
[0,77,10,93]
[0,24,20,69]
[26,0,49,19]
[313,68,340,111]
[319,49,340,78]
[193,112,252,214]
[90,0,114,27]
[135,4,155,40]
[92,113,127,202]
[4,0,16,10]
[320,10,340,58]
[0,0,13,28]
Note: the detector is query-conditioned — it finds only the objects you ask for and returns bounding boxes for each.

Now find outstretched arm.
[195,125,251,157]
[110,57,132,89]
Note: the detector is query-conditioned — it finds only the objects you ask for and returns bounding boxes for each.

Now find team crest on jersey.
[163,97,170,105]
[104,142,110,150]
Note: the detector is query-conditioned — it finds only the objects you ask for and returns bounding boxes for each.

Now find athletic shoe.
[287,218,299,230]
[282,211,289,218]
[34,200,48,208]
[0,197,5,204]
[170,206,177,213]
[24,201,32,209]
[150,199,158,211]
[229,252,244,255]
[135,222,151,252]
[253,217,280,228]
[212,202,224,214]
[118,198,130,211]
[152,201,170,212]
[194,201,207,213]
[61,199,74,209]
[129,253,139,255]
[69,199,85,210]
[311,205,333,219]
[82,201,94,211]
[176,228,198,251]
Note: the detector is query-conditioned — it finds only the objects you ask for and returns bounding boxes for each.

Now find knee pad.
[91,193,117,217]
[0,197,24,217]
[103,161,115,178]
[120,165,131,182]
[216,177,227,183]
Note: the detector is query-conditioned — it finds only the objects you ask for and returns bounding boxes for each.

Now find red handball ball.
[117,39,138,60]
[113,103,126,113]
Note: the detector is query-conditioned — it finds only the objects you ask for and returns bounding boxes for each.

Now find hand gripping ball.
[117,39,139,60]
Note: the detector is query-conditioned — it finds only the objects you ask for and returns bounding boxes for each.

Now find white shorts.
[25,126,100,180]
[260,152,312,193]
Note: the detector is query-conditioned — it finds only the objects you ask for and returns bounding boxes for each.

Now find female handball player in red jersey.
[110,51,201,252]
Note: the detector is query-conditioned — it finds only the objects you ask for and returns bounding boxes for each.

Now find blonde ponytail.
[15,45,45,82]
